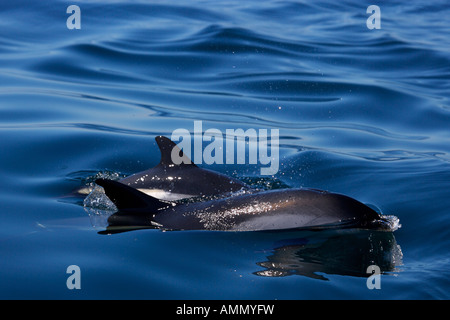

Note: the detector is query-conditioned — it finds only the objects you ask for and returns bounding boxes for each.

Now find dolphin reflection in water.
[254,230,403,280]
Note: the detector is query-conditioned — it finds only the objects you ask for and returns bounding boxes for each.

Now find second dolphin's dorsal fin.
[95,179,171,212]
[155,135,197,167]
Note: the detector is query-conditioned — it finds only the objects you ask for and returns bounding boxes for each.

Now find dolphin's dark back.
[152,188,380,231]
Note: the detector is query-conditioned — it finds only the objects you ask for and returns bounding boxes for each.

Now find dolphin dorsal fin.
[155,136,197,167]
[95,179,171,212]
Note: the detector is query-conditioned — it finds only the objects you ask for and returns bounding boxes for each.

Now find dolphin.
[95,178,388,233]
[77,136,249,200]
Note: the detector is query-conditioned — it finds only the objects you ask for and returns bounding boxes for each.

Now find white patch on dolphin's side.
[77,186,93,195]
[137,188,192,201]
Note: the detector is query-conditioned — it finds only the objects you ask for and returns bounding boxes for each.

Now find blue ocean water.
[0,0,449,299]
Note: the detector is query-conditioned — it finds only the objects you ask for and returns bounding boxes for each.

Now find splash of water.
[378,215,402,232]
